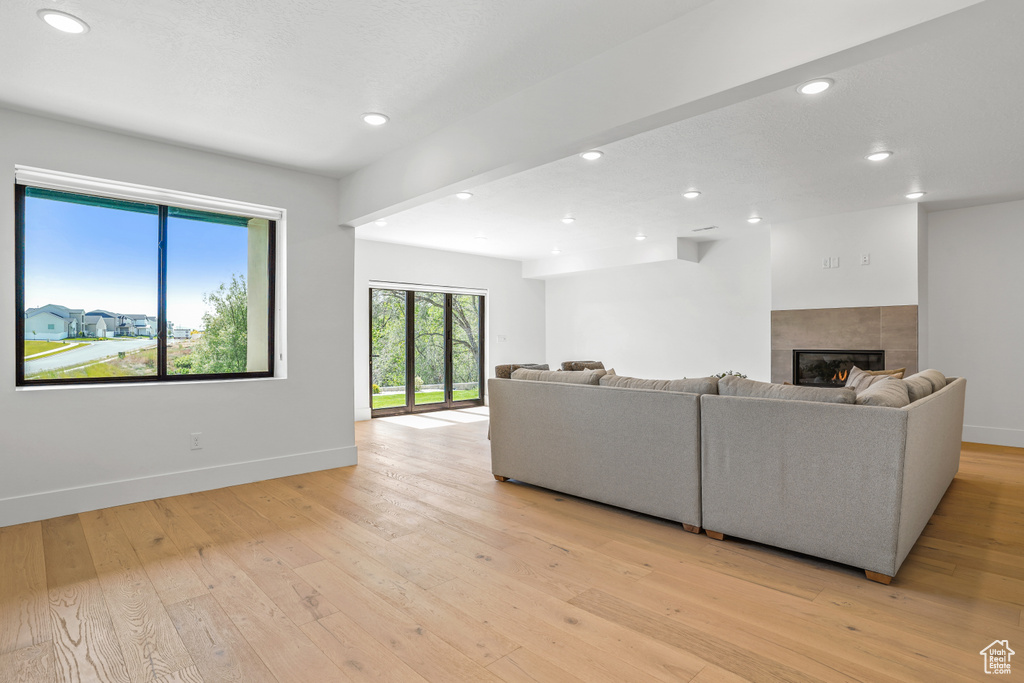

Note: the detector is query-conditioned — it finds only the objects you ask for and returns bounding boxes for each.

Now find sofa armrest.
[700,395,910,575]
[894,377,966,570]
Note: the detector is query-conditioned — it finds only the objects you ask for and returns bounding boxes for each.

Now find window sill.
[16,374,286,391]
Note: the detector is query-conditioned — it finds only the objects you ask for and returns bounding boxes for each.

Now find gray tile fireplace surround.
[771,305,919,385]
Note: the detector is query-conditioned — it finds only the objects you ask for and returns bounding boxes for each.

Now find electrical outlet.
[831,256,840,268]
[861,253,871,265]
[822,257,831,269]
[497,335,508,343]
[189,432,202,450]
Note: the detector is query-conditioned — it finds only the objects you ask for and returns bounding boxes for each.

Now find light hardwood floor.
[2,409,1023,682]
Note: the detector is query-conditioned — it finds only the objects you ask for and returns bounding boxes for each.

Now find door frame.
[369,287,485,417]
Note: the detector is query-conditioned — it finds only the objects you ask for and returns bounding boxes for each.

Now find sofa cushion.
[855,376,911,408]
[511,368,605,385]
[561,360,605,371]
[495,363,549,379]
[599,374,719,395]
[903,369,946,402]
[719,375,856,404]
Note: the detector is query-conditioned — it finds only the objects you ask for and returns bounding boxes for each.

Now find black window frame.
[15,183,277,387]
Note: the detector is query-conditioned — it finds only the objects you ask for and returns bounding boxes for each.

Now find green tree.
[188,274,248,373]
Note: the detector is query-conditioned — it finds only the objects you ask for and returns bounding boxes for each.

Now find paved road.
[25,339,158,374]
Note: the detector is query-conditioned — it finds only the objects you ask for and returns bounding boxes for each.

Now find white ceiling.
[0,0,707,176]
[360,0,1024,261]
[3,0,1021,267]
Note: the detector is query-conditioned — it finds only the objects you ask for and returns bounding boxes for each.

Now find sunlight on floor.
[378,407,489,429]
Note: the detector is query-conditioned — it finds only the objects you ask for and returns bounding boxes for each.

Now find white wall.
[927,199,1024,447]
[353,239,545,420]
[545,231,771,381]
[0,108,356,526]
[771,204,921,311]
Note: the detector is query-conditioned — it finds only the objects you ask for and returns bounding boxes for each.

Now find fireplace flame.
[831,369,849,382]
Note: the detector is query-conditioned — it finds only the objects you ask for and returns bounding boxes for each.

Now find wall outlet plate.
[189,432,202,450]
[822,257,831,269]
[861,253,871,265]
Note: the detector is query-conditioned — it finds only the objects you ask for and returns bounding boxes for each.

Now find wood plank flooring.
[1,411,1023,682]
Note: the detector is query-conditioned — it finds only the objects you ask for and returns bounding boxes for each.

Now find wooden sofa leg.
[705,530,725,540]
[865,570,893,585]
[682,524,701,534]
[493,475,510,482]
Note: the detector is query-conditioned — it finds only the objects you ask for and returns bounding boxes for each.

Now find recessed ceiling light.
[635,234,647,241]
[374,219,387,227]
[866,151,893,162]
[561,216,575,224]
[362,112,389,126]
[551,247,561,255]
[38,9,89,34]
[579,150,604,161]
[682,190,701,199]
[905,191,926,199]
[747,216,763,224]
[455,191,473,200]
[797,78,833,95]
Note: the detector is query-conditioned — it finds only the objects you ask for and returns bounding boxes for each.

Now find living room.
[2,1,1023,681]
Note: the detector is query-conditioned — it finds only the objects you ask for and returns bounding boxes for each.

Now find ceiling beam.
[338,0,987,227]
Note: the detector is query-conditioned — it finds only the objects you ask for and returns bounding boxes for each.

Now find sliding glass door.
[370,287,484,416]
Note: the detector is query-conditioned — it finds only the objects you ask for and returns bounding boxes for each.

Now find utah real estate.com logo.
[980,640,1014,675]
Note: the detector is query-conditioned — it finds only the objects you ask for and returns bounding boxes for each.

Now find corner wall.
[0,108,356,527]
[353,239,546,420]
[927,199,1024,447]
[544,232,771,381]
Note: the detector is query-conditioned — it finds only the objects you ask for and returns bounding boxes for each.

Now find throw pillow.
[903,369,947,402]
[855,376,911,408]
[511,368,605,385]
[918,369,947,392]
[599,374,719,395]
[560,360,605,371]
[719,375,856,404]
[845,366,896,394]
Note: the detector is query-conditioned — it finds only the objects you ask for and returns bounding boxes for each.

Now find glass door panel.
[370,289,407,410]
[414,291,446,406]
[451,294,481,402]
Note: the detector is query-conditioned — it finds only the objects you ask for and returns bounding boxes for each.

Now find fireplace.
[793,350,885,387]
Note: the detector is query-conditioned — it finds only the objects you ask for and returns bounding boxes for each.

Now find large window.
[16,170,278,386]
[370,287,484,415]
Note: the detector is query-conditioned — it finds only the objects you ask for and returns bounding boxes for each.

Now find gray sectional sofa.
[488,370,967,583]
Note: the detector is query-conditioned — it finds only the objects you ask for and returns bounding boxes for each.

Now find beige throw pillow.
[599,374,719,395]
[855,376,911,408]
[845,366,893,394]
[903,369,947,402]
[719,375,856,404]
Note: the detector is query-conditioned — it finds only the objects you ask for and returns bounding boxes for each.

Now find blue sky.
[24,196,248,329]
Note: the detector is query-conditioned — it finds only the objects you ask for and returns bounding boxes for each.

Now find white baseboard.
[962,425,1024,449]
[0,445,358,528]
[355,406,372,421]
